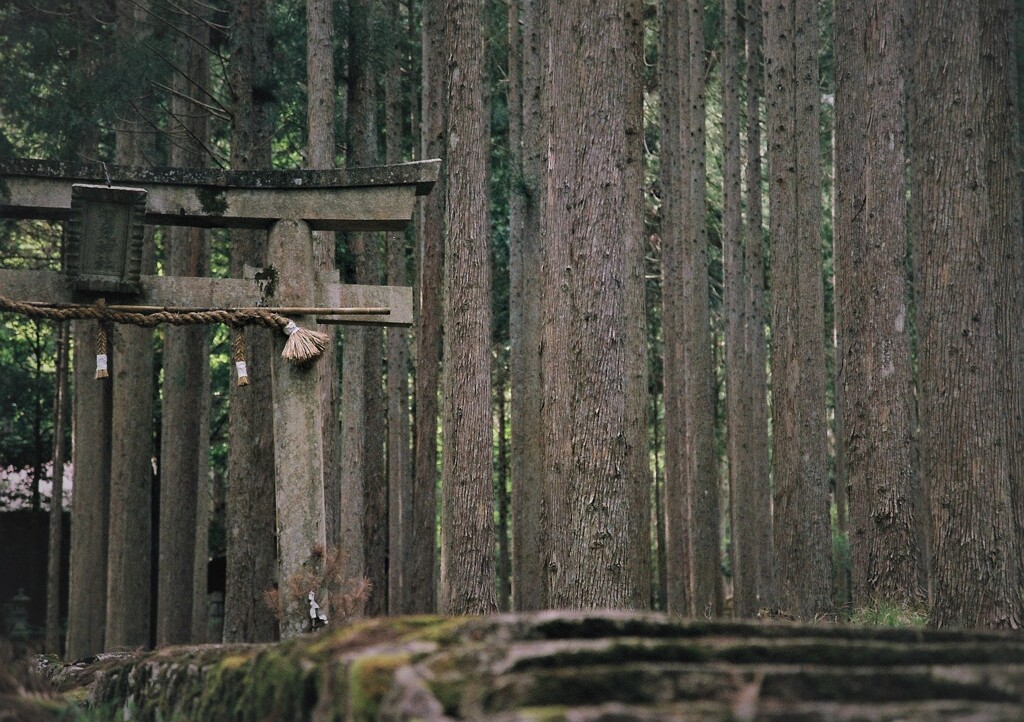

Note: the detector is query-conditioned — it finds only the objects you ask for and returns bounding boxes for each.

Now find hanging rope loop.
[0,294,331,368]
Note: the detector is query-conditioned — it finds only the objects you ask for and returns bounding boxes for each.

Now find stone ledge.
[18,612,1024,721]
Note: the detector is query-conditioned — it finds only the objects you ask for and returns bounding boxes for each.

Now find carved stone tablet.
[65,184,147,295]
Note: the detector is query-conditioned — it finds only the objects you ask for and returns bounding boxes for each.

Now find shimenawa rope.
[0,294,330,381]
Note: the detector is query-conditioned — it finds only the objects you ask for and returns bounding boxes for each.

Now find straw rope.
[0,294,330,368]
[231,328,250,387]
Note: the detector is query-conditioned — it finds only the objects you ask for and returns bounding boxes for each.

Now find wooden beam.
[0,158,440,230]
[0,269,413,325]
[323,281,412,327]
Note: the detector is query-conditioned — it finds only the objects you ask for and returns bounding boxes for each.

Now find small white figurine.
[308,591,328,630]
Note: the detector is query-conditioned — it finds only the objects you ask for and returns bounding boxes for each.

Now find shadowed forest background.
[2,0,1024,661]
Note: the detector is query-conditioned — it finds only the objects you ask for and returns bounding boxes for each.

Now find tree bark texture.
[306,0,344,561]
[411,0,446,614]
[440,0,497,616]
[660,0,720,617]
[509,0,548,612]
[384,0,414,615]
[495,373,511,611]
[910,0,1022,629]
[224,0,278,644]
[543,0,650,609]
[45,321,69,655]
[981,0,1024,593]
[658,0,693,616]
[832,0,864,611]
[835,0,923,610]
[742,0,775,614]
[683,0,721,619]
[344,0,388,616]
[105,0,156,651]
[157,2,212,647]
[762,0,833,619]
[723,0,766,618]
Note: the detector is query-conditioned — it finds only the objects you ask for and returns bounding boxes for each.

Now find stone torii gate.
[0,157,438,643]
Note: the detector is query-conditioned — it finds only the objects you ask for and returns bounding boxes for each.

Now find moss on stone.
[309,616,440,658]
[217,654,252,671]
[505,639,707,672]
[195,187,228,215]
[38,612,1024,721]
[409,617,469,646]
[426,676,465,717]
[234,649,310,720]
[192,649,255,720]
[516,706,569,722]
[347,652,411,721]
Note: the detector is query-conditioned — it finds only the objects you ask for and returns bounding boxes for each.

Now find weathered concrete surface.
[0,157,440,231]
[268,219,327,639]
[24,612,1024,721]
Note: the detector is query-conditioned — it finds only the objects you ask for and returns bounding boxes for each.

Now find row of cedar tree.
[1,0,1023,659]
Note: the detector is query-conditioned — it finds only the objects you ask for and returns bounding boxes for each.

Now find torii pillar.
[267,218,328,637]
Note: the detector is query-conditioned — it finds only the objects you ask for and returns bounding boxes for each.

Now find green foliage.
[832,517,850,609]
[0,2,172,161]
[849,603,929,628]
[0,317,55,469]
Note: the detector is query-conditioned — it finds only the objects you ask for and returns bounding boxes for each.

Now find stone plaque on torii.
[0,157,439,637]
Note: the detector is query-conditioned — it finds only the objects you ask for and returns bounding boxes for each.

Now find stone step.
[33,612,1024,721]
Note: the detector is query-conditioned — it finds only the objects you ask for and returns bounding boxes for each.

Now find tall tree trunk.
[652,389,667,611]
[836,0,922,609]
[223,0,278,644]
[31,323,44,513]
[385,0,414,615]
[658,0,692,616]
[411,0,445,614]
[105,0,156,651]
[45,321,69,654]
[157,1,212,647]
[910,0,1022,629]
[762,0,833,619]
[344,0,388,616]
[306,0,344,565]
[660,0,719,617]
[727,0,777,616]
[982,0,1024,594]
[495,368,511,611]
[509,0,548,612]
[544,0,650,609]
[723,0,756,617]
[440,0,496,616]
[743,0,775,614]
[684,0,721,618]
[832,0,864,613]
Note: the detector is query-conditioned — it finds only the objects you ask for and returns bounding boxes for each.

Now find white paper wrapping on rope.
[235,360,248,382]
[96,354,108,373]
[283,320,299,336]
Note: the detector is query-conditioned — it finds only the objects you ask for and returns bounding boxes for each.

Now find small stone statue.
[308,591,328,631]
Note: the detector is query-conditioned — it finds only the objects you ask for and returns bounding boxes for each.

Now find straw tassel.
[280,319,330,365]
[94,322,109,380]
[232,328,250,387]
